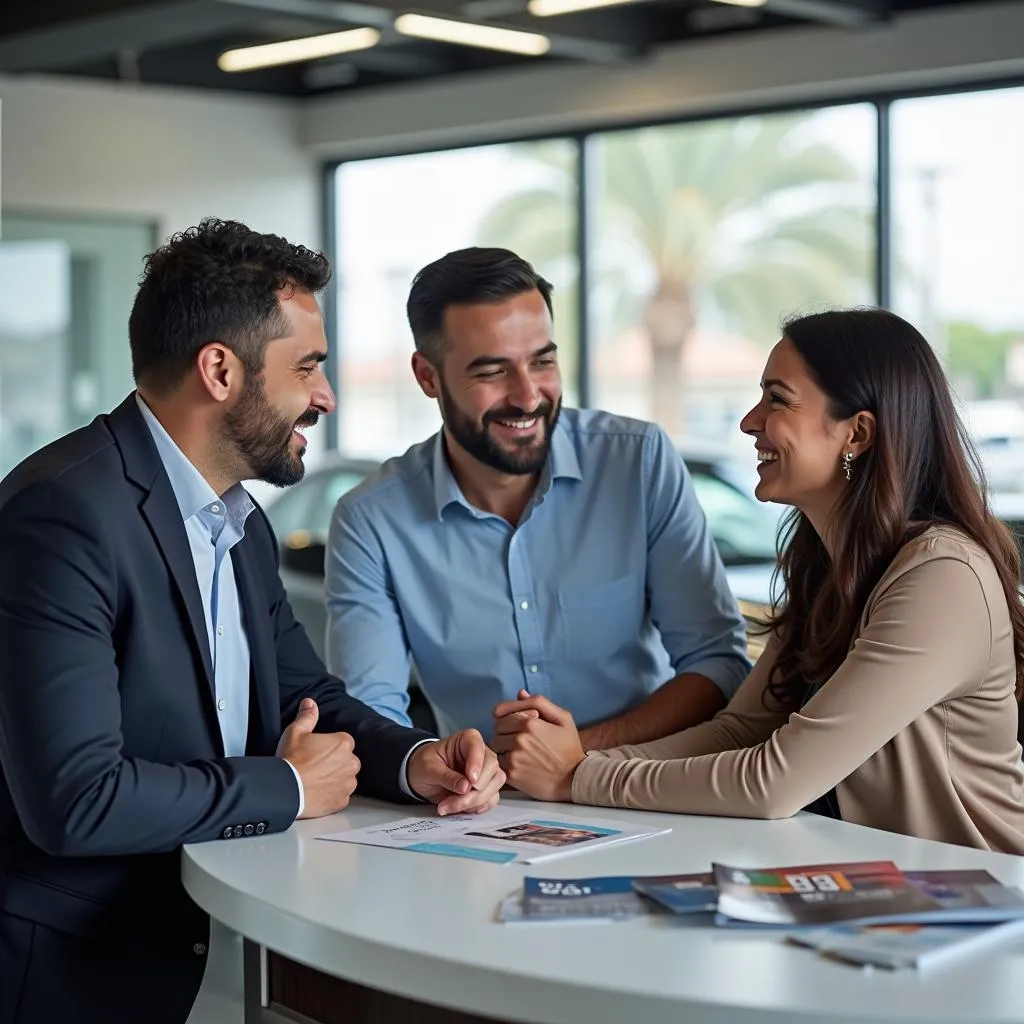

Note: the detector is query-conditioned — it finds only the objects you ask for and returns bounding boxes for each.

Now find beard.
[223,371,318,488]
[439,376,561,476]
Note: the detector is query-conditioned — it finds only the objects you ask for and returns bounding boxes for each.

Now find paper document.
[317,807,670,865]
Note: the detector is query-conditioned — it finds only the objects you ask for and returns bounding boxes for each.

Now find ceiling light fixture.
[393,13,551,55]
[218,27,381,73]
[527,0,639,16]
[711,0,767,7]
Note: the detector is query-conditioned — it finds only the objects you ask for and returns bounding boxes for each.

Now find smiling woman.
[500,307,1024,856]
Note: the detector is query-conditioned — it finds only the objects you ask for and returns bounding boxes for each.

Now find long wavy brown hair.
[763,310,1024,741]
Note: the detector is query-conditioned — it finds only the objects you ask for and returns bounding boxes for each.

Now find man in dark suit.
[0,219,504,1024]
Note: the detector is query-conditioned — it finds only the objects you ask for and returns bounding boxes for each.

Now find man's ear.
[196,343,242,403]
[412,351,441,400]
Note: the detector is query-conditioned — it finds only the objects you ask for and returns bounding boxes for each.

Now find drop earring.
[842,451,854,482]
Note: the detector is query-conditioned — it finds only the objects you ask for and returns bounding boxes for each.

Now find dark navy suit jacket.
[0,395,431,1016]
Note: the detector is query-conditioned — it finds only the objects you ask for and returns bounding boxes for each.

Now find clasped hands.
[490,689,586,803]
[277,697,505,819]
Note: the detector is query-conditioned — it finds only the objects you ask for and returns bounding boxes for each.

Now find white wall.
[0,75,318,246]
[301,0,1024,159]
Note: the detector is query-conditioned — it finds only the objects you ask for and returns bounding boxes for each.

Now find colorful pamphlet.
[521,875,658,920]
[714,862,1024,928]
[496,871,715,923]
[787,918,1024,970]
[900,869,1024,923]
[631,872,718,914]
[317,807,670,865]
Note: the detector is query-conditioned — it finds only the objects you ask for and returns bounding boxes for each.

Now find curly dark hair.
[128,218,331,393]
[407,247,553,366]
[764,309,1024,740]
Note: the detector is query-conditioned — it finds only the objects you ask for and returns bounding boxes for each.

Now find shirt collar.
[135,393,254,527]
[430,416,582,520]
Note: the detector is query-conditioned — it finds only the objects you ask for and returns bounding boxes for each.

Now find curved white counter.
[183,797,1024,1024]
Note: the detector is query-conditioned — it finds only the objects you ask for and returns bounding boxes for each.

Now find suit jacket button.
[233,825,243,837]
[193,943,207,956]
[222,827,233,839]
[244,824,254,836]
[256,822,266,835]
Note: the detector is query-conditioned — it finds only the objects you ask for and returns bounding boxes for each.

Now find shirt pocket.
[557,572,643,660]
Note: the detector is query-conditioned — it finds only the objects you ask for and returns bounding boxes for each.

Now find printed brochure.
[632,872,718,915]
[714,862,1024,928]
[317,807,669,865]
[787,918,1024,970]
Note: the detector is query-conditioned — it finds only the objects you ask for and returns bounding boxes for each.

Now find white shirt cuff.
[283,758,305,818]
[399,738,438,801]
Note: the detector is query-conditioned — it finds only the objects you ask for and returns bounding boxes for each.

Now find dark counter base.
[264,948,513,1024]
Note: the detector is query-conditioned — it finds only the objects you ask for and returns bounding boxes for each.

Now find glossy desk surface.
[183,797,1024,1024]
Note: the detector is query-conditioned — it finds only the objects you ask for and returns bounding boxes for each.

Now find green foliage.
[946,321,1022,399]
[477,113,871,349]
[475,114,873,429]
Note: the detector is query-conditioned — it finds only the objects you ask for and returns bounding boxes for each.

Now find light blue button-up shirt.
[325,408,751,737]
[137,396,254,757]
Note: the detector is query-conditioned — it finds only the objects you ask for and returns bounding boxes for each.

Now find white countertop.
[183,797,1024,1024]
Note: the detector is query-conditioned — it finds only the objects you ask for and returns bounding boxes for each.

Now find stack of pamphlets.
[498,872,716,923]
[496,860,1024,968]
[317,807,670,865]
[712,862,1024,970]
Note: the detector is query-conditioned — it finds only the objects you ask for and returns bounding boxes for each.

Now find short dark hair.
[406,247,553,366]
[129,218,331,393]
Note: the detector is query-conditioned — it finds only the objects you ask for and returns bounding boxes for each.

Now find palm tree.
[477,113,872,434]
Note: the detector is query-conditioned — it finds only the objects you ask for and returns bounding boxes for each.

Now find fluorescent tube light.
[393,13,551,55]
[218,28,381,72]
[528,0,638,16]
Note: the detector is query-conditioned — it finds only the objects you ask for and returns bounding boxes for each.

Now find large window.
[588,105,876,451]
[0,214,155,477]
[329,86,1022,483]
[334,141,578,459]
[891,86,1024,493]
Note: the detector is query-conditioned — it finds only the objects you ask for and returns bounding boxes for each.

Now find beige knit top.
[572,527,1024,854]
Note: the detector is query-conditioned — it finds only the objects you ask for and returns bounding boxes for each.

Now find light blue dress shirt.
[137,396,255,757]
[325,408,751,737]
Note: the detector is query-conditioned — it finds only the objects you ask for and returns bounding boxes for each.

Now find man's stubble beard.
[223,370,319,488]
[438,375,561,476]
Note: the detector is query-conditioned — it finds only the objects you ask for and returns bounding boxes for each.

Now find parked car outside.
[262,448,782,666]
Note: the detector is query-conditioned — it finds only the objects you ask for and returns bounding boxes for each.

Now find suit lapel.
[107,395,215,699]
[232,539,278,752]
[140,481,215,694]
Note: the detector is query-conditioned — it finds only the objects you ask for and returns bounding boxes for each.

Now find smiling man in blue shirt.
[325,247,751,751]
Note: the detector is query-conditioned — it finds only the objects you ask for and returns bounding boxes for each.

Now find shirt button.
[520,600,529,610]
[210,504,221,513]
[216,625,224,637]
[217,699,226,711]
[530,664,538,673]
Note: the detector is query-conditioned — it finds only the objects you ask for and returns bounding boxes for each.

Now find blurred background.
[2,0,1024,618]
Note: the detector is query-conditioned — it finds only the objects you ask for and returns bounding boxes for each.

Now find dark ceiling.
[0,0,1007,98]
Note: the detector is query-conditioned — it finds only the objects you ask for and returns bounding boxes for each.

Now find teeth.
[497,418,537,429]
[757,451,778,462]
